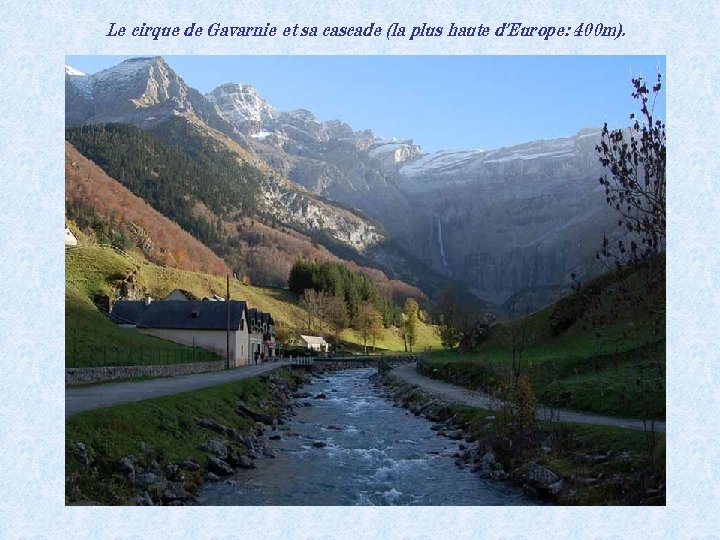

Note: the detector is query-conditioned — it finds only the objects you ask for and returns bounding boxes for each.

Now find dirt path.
[66,361,289,419]
[390,364,665,433]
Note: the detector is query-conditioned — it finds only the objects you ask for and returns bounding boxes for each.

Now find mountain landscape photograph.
[64,55,666,506]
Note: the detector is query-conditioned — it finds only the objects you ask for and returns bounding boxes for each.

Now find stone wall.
[66,360,225,385]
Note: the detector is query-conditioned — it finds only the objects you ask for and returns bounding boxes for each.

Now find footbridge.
[289,353,422,372]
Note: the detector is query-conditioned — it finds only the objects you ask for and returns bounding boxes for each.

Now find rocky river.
[196,368,536,506]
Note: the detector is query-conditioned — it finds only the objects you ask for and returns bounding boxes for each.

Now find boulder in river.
[237,456,256,469]
[207,456,235,476]
[527,463,561,493]
[312,441,328,448]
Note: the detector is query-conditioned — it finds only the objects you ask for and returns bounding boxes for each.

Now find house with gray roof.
[108,299,151,327]
[111,299,250,366]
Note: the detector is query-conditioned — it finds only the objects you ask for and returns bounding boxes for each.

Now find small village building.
[65,227,78,247]
[163,289,199,301]
[299,335,329,352]
[110,297,274,366]
[130,300,250,366]
[248,308,276,360]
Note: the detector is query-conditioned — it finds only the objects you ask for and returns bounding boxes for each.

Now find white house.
[299,335,329,352]
[65,227,78,247]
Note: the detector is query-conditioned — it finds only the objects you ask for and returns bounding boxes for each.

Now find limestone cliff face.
[392,129,619,304]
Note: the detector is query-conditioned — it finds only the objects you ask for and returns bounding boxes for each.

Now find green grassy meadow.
[422,258,665,420]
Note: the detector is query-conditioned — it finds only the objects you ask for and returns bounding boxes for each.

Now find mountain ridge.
[66,56,622,308]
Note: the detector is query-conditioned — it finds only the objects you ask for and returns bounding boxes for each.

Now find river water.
[197,368,534,506]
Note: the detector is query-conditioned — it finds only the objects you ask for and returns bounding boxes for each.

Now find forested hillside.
[65,142,230,275]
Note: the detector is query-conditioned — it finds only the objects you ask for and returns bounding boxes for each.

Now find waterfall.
[435,214,451,276]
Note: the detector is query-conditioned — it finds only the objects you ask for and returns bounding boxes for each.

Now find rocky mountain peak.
[207,83,278,125]
[65,64,86,77]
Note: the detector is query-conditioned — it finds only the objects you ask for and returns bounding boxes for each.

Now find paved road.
[66,361,289,419]
[391,364,666,433]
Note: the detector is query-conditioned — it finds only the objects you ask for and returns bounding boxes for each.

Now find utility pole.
[226,274,231,370]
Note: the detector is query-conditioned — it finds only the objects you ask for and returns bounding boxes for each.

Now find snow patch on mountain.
[399,149,485,177]
[91,57,160,84]
[65,64,93,97]
[65,65,86,77]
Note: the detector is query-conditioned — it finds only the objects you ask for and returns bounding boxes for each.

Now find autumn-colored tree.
[357,303,384,353]
[299,288,327,333]
[403,298,419,352]
[323,295,349,343]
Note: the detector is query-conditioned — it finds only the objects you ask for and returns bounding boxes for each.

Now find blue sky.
[66,55,666,153]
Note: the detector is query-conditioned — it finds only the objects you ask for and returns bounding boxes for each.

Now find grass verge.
[66,368,303,505]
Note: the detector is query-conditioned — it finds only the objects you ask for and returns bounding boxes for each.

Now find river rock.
[292,392,311,399]
[162,481,188,503]
[549,480,565,495]
[132,472,158,488]
[263,448,276,459]
[481,451,496,468]
[237,456,256,469]
[527,463,560,491]
[315,393,327,400]
[203,438,229,459]
[236,403,276,425]
[204,472,221,482]
[269,435,281,441]
[72,441,91,465]
[198,417,222,430]
[447,430,465,440]
[207,456,234,476]
[312,441,327,448]
[115,457,135,475]
[181,458,200,471]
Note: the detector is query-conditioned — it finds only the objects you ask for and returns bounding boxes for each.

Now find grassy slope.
[66,245,220,367]
[66,370,300,504]
[339,320,440,352]
[67,243,441,367]
[423,260,665,420]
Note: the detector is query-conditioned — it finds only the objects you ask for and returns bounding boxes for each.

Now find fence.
[66,344,221,368]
